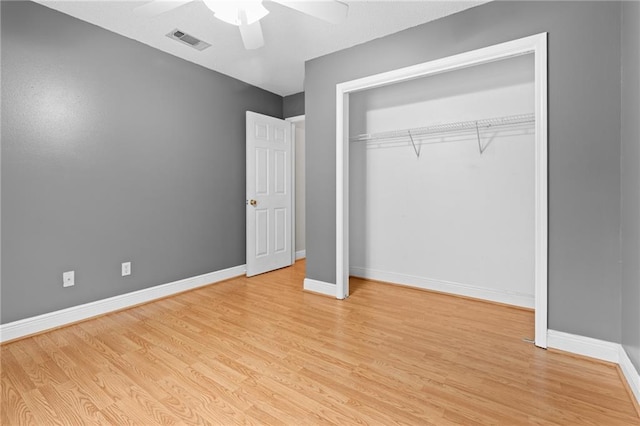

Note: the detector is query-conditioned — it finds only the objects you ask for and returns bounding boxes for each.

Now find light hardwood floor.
[2,260,638,425]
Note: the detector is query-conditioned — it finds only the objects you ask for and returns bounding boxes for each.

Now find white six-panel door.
[246,111,293,277]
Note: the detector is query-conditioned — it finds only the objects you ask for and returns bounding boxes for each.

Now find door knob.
[249,199,257,206]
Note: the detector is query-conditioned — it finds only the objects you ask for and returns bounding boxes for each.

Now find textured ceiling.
[35,1,487,96]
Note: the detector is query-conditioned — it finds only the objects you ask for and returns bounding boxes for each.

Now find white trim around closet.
[335,33,548,348]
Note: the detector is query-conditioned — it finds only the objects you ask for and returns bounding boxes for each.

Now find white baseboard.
[350,266,534,309]
[547,329,620,363]
[303,278,335,297]
[295,250,306,260]
[0,264,246,343]
[547,329,640,407]
[619,345,640,405]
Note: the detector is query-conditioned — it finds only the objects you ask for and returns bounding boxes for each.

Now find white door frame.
[287,114,305,264]
[335,33,548,348]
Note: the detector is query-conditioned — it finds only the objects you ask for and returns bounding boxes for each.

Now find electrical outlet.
[121,262,131,277]
[63,270,75,287]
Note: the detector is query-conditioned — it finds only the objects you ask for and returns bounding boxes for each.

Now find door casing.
[287,114,305,264]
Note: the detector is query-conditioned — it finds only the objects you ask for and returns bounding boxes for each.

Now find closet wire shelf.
[349,113,535,158]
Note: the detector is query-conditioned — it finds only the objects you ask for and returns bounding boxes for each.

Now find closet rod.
[349,113,535,143]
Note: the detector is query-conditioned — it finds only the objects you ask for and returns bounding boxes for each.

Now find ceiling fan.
[134,0,349,50]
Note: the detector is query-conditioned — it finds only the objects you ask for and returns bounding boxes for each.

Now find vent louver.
[166,29,211,51]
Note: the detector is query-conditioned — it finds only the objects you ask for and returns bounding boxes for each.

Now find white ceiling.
[35,1,487,96]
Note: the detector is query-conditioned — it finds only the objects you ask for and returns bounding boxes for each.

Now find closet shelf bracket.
[475,121,485,155]
[408,130,420,158]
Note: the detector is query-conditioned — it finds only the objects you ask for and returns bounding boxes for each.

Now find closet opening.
[335,34,548,348]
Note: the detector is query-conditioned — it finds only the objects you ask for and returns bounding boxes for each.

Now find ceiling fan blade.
[239,20,265,50]
[271,0,348,24]
[133,0,192,17]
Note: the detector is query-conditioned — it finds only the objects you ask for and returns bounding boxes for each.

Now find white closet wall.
[349,55,535,307]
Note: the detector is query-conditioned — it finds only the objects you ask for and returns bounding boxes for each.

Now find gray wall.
[621,1,640,371]
[305,1,623,342]
[1,1,282,323]
[283,92,305,118]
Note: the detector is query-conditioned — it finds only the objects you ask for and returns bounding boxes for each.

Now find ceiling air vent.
[166,29,211,51]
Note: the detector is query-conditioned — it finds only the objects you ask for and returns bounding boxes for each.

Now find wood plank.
[0,370,36,425]
[1,260,638,424]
